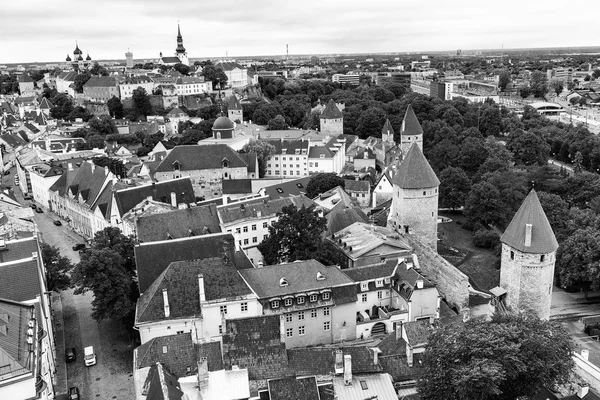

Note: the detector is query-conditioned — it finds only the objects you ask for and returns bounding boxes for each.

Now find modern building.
[332,73,360,86]
[547,67,573,84]
[264,139,309,178]
[499,189,558,320]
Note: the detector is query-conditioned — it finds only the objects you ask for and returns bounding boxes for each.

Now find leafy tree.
[530,70,548,98]
[498,70,511,91]
[519,86,532,99]
[267,114,288,130]
[464,181,506,227]
[67,106,93,122]
[456,136,488,176]
[569,96,579,106]
[549,78,564,96]
[593,69,600,80]
[132,87,153,117]
[537,191,570,241]
[306,173,345,199]
[355,107,387,139]
[472,229,500,249]
[383,83,408,98]
[173,63,190,76]
[89,62,109,76]
[257,204,327,265]
[574,151,584,174]
[71,227,137,323]
[557,227,600,295]
[241,139,275,178]
[252,103,282,125]
[93,156,126,178]
[478,106,501,136]
[418,313,574,400]
[507,130,550,166]
[439,167,471,210]
[40,243,72,292]
[50,93,74,120]
[107,96,124,119]
[73,71,91,93]
[88,115,117,135]
[201,65,228,88]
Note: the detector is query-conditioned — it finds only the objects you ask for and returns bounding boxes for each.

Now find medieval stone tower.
[388,143,440,250]
[382,118,395,144]
[499,189,558,320]
[400,105,423,156]
[226,95,243,123]
[320,99,343,136]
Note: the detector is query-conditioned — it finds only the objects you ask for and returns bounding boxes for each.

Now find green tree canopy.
[507,130,550,166]
[241,139,275,178]
[201,65,228,88]
[267,114,288,130]
[132,87,153,117]
[530,70,548,98]
[257,204,327,265]
[498,70,511,91]
[40,243,72,292]
[549,78,564,96]
[107,96,124,119]
[438,167,471,210]
[88,115,117,135]
[306,173,345,199]
[73,71,91,93]
[464,181,506,227]
[418,313,574,400]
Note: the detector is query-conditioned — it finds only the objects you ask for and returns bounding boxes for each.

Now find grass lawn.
[438,210,500,292]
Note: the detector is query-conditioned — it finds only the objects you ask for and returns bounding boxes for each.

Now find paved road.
[6,169,134,399]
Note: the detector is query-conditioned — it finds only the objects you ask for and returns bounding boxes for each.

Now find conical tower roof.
[401,104,423,136]
[392,143,439,189]
[381,118,395,136]
[500,189,558,254]
[320,99,343,119]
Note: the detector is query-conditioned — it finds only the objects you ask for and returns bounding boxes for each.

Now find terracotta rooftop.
[500,189,559,254]
[392,143,439,189]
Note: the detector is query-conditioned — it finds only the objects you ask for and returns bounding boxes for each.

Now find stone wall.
[400,135,423,155]
[499,244,555,320]
[404,235,470,313]
[390,186,438,250]
[320,118,343,136]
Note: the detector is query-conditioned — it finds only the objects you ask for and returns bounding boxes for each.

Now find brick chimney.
[197,357,209,389]
[371,347,381,365]
[170,191,177,207]
[334,350,343,374]
[578,386,590,399]
[162,288,170,318]
[343,354,352,385]
[198,274,206,303]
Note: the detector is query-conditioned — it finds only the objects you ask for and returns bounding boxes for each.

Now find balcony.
[356,305,407,324]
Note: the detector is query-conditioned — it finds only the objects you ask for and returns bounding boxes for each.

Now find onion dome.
[77,55,83,61]
[66,54,72,62]
[212,116,235,131]
[86,54,91,61]
[73,43,82,55]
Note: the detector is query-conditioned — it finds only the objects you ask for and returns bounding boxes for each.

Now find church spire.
[175,23,186,54]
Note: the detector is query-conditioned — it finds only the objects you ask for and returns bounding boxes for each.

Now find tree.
[88,115,117,135]
[252,104,282,125]
[519,86,532,99]
[557,227,600,294]
[132,87,153,117]
[574,151,584,174]
[89,62,109,76]
[355,107,387,139]
[507,130,550,166]
[173,63,190,76]
[498,70,511,92]
[456,136,488,176]
[257,204,327,265]
[107,96,124,119]
[71,227,137,323]
[93,156,126,178]
[549,78,564,96]
[267,114,288,130]
[478,106,501,136]
[464,181,506,227]
[438,167,471,210]
[73,71,91,93]
[201,65,228,88]
[241,139,275,178]
[306,173,345,199]
[418,313,574,400]
[40,243,72,292]
[530,70,548,98]
[50,93,74,120]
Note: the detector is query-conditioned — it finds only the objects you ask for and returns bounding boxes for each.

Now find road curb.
[52,292,68,395]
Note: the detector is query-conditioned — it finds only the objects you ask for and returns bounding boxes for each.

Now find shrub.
[472,229,500,249]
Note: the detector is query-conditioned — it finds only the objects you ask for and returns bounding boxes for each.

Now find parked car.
[35,207,43,213]
[23,193,33,200]
[30,203,37,209]
[53,220,62,226]
[65,347,76,362]
[84,346,96,366]
[72,243,86,251]
[3,170,10,176]
[68,386,80,400]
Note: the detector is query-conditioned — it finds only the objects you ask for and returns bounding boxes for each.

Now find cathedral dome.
[86,54,91,61]
[212,116,235,131]
[66,54,72,61]
[73,44,82,55]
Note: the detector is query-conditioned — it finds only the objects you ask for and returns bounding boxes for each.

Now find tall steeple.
[176,23,186,54]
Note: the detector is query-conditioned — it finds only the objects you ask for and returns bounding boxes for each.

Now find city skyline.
[1,0,597,64]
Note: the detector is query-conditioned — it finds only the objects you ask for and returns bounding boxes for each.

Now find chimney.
[256,209,262,218]
[416,279,424,289]
[32,251,38,259]
[90,162,95,172]
[581,349,590,361]
[334,350,344,374]
[578,386,590,399]
[343,354,352,385]
[170,191,177,207]
[197,358,209,388]
[67,162,73,171]
[198,274,206,302]
[395,323,402,340]
[524,223,532,247]
[280,315,286,343]
[233,233,240,252]
[162,288,170,318]
[371,348,381,365]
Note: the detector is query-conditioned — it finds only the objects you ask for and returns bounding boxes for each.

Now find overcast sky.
[1,0,597,64]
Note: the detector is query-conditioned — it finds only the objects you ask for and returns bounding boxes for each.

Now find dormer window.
[376,279,383,287]
[309,294,318,302]
[222,158,229,168]
[172,160,181,171]
[316,272,326,281]
[297,296,305,304]
[280,277,289,287]
[322,292,330,300]
[271,300,279,309]
[361,282,368,291]
[284,298,293,307]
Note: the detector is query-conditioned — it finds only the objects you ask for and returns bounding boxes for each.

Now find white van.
[84,346,96,366]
